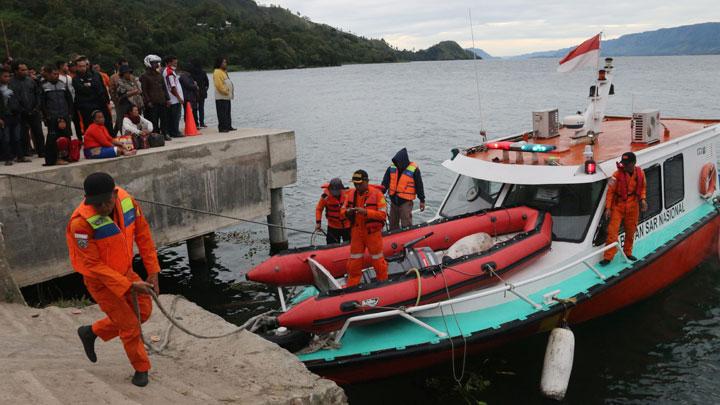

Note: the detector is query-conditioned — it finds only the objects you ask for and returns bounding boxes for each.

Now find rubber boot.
[77,325,97,363]
[132,371,149,387]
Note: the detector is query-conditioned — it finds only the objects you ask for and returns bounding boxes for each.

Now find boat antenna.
[468,9,486,141]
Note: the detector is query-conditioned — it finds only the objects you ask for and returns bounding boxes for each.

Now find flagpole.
[596,31,603,72]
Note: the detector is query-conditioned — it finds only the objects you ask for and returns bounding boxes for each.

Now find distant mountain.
[466,48,495,59]
[514,22,720,59]
[398,41,475,61]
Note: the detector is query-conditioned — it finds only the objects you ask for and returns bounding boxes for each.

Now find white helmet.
[143,54,162,68]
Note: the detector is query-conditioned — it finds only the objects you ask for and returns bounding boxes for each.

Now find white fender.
[540,327,575,400]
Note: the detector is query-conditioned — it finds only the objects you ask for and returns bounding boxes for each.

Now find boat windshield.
[440,175,503,218]
[502,181,606,242]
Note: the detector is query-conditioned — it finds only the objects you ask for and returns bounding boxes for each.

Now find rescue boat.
[252,58,720,385]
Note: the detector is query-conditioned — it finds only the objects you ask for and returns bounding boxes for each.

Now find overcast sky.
[259,1,719,56]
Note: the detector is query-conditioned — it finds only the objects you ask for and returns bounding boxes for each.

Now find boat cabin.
[440,60,720,272]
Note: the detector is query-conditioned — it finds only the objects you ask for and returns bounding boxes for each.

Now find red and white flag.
[557,33,601,73]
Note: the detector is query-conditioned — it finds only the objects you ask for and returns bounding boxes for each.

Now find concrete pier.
[268,188,289,254]
[0,128,297,288]
[187,235,208,262]
[0,295,346,404]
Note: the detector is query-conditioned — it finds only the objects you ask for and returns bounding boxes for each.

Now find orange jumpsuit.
[341,187,388,287]
[66,187,160,372]
[604,167,646,261]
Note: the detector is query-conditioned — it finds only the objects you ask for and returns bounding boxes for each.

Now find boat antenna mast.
[468,9,486,142]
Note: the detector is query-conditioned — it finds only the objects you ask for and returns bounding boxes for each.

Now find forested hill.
[515,22,720,58]
[0,0,470,70]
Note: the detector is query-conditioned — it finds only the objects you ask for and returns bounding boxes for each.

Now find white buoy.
[540,327,575,400]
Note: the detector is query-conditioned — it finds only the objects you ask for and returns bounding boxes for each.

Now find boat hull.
[305,212,720,385]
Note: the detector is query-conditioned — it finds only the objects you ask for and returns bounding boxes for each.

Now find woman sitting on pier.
[83,110,135,159]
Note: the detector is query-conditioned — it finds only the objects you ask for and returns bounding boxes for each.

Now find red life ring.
[699,163,717,198]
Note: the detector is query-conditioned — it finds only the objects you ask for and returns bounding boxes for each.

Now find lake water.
[158,56,720,403]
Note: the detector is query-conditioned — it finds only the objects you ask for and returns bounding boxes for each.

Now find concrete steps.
[0,295,346,404]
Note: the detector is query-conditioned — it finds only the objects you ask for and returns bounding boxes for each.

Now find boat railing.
[333,241,628,344]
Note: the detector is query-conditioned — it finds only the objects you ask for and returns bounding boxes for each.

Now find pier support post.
[187,235,207,263]
[267,188,288,255]
[0,223,25,304]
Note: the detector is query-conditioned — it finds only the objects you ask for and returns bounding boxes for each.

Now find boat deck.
[468,116,720,166]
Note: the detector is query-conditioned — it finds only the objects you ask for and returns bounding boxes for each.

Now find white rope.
[132,290,277,354]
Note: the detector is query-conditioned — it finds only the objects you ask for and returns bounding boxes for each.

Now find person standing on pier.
[40,65,75,165]
[213,57,235,133]
[73,57,112,138]
[315,178,351,244]
[10,61,44,159]
[67,172,161,387]
[0,68,27,165]
[341,170,388,287]
[381,148,426,230]
[162,56,184,138]
[140,54,171,142]
[189,59,209,128]
[600,152,647,265]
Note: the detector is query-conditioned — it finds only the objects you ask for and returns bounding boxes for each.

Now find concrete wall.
[0,129,296,287]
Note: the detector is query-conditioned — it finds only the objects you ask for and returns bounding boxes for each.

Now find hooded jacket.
[381,148,426,205]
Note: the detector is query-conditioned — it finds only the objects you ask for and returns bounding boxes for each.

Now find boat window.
[503,181,605,242]
[641,164,662,222]
[440,175,503,217]
[663,154,684,209]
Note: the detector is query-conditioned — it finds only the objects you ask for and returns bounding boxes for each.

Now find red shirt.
[83,123,114,149]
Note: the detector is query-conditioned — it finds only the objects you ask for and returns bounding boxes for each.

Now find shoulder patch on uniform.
[75,232,89,249]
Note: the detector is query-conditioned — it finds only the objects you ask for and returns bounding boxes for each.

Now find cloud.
[260,0,720,56]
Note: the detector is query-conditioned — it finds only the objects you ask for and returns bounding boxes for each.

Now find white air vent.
[533,109,560,138]
[632,109,660,144]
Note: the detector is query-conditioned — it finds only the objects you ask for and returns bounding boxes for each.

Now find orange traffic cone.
[184,102,200,136]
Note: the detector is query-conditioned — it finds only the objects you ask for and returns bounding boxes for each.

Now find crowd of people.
[0,54,236,166]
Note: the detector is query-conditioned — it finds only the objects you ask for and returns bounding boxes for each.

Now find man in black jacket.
[72,58,112,137]
[381,148,426,230]
[1,68,28,165]
[41,66,75,165]
[9,61,44,158]
[189,60,209,128]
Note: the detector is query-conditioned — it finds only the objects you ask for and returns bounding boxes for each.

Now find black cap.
[119,65,133,75]
[351,170,369,184]
[84,172,116,205]
[621,152,637,164]
[328,178,345,197]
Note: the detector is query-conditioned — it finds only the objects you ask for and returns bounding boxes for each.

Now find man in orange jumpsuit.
[600,152,647,265]
[341,170,389,287]
[315,177,351,244]
[66,172,160,387]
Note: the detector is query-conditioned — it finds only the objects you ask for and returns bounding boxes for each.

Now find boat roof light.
[485,141,556,153]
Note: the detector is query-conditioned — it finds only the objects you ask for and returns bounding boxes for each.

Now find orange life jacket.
[346,187,385,234]
[66,187,139,279]
[614,166,645,201]
[319,185,350,229]
[389,162,418,201]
